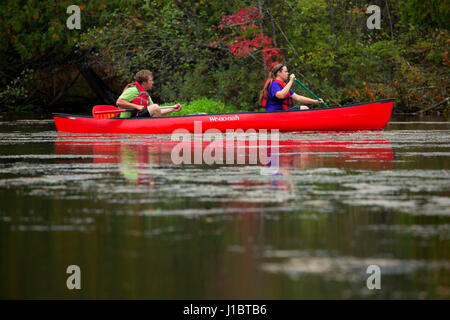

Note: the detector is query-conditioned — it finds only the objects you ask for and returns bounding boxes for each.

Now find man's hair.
[135,70,153,84]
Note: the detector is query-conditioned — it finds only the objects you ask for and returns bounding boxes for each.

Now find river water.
[0,116,449,299]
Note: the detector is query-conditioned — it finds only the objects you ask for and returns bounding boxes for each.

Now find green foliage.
[0,69,33,105]
[162,97,240,116]
[274,0,449,111]
[399,0,450,30]
[0,1,130,107]
[0,0,448,114]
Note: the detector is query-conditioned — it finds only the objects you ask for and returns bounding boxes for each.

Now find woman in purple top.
[260,64,324,111]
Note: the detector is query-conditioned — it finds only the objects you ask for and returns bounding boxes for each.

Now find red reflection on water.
[54,133,393,210]
[55,133,393,171]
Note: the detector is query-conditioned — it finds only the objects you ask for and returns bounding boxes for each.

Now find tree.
[0,1,126,108]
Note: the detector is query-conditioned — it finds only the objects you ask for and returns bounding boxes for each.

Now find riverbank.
[1,2,448,118]
[1,98,448,122]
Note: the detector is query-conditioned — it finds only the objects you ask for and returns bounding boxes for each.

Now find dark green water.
[0,117,449,299]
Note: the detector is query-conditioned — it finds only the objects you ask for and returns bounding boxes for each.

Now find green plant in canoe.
[162,98,240,116]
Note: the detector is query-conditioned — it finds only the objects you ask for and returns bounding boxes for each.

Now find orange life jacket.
[261,79,293,110]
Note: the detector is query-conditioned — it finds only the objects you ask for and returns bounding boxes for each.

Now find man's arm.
[116,86,146,111]
[116,97,145,112]
[159,104,182,115]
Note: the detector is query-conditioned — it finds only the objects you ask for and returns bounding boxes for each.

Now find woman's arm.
[292,93,324,105]
[275,74,296,99]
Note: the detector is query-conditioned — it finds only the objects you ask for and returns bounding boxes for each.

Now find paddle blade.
[92,105,125,119]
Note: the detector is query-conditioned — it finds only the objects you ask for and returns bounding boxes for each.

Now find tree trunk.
[77,64,117,105]
[48,70,81,107]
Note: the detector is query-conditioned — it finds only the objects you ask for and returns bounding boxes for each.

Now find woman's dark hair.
[258,64,285,105]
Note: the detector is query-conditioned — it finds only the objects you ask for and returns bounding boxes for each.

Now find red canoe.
[53,99,394,134]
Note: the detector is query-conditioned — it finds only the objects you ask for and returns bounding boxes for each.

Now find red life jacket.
[261,79,293,110]
[121,81,152,109]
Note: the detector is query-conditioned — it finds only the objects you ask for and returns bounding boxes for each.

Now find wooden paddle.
[92,105,179,119]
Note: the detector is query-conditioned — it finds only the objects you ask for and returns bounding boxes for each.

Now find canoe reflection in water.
[55,132,393,189]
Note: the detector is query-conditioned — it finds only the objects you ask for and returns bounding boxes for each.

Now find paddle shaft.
[294,79,329,108]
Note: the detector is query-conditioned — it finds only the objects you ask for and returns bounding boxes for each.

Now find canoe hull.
[53,99,394,134]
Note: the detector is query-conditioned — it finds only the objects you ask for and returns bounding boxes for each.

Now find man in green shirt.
[116,69,182,118]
